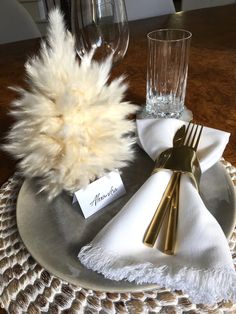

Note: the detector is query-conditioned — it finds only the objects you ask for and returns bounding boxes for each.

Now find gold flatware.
[163,123,203,254]
[143,123,203,252]
[143,171,180,247]
[163,172,180,255]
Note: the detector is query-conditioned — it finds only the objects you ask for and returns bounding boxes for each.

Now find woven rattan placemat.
[0,161,235,313]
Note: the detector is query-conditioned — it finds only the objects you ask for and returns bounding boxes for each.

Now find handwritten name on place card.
[73,170,126,218]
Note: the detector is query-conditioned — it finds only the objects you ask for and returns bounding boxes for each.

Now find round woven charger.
[0,161,236,314]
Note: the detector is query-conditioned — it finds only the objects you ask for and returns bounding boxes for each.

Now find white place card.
[73,170,126,218]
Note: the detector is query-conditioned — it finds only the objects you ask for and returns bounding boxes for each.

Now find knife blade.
[173,125,186,147]
[153,125,186,172]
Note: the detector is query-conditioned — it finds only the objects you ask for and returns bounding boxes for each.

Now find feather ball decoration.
[4,9,138,200]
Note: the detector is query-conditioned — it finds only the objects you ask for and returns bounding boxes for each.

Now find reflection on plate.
[16,148,236,292]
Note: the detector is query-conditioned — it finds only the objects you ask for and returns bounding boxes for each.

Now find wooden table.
[0,4,235,311]
[0,5,236,188]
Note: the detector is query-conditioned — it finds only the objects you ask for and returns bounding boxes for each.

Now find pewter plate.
[16,148,236,292]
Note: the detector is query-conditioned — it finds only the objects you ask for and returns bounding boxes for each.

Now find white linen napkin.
[78,118,236,304]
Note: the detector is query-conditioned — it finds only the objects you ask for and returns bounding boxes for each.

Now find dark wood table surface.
[0,5,236,187]
[0,4,236,312]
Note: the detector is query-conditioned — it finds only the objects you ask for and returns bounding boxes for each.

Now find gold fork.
[143,123,203,251]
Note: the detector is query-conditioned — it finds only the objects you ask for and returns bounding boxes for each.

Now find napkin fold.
[78,118,236,304]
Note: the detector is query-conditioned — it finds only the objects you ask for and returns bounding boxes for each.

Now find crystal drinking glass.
[71,0,129,65]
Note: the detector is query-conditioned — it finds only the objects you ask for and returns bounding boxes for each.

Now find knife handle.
[163,173,181,255]
[143,172,179,247]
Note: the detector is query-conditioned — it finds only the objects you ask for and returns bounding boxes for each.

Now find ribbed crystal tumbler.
[145,29,192,119]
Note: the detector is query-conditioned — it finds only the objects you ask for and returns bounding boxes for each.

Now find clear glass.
[145,29,192,119]
[71,0,129,65]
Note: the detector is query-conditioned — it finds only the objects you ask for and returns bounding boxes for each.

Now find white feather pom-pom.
[4,9,138,200]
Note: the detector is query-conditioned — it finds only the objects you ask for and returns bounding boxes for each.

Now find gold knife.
[143,125,186,248]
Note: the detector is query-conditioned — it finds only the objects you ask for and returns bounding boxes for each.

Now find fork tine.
[184,123,194,146]
[184,122,191,141]
[189,124,199,148]
[193,125,203,150]
[183,123,203,151]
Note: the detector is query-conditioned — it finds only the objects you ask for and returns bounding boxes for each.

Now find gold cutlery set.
[143,123,203,254]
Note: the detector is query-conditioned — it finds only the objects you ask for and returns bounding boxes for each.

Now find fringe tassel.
[78,244,236,304]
